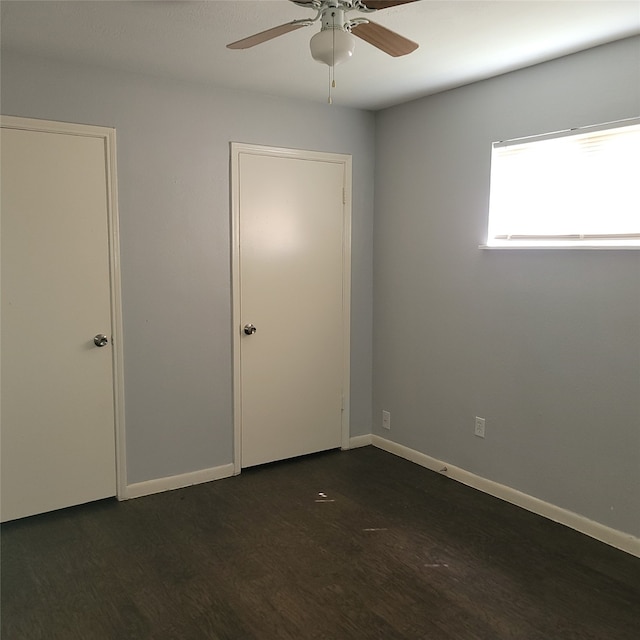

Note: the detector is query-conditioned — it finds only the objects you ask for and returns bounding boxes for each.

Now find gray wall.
[374,36,640,537]
[1,52,375,484]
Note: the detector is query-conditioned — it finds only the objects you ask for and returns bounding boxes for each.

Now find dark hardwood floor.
[2,446,639,639]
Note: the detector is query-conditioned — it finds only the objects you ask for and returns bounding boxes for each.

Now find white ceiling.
[2,0,639,110]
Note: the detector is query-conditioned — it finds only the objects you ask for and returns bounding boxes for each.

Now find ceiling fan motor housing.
[320,7,348,31]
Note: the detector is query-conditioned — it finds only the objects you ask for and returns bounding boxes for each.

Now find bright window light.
[486,118,640,248]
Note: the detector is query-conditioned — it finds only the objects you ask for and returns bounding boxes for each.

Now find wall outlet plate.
[382,410,391,430]
[475,416,485,438]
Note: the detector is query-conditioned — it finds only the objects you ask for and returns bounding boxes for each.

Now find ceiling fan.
[227,0,420,67]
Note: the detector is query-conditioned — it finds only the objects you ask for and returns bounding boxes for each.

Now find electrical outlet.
[382,410,391,430]
[475,416,485,438]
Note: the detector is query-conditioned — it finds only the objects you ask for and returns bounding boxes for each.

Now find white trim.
[124,464,235,500]
[1,115,112,139]
[1,115,127,502]
[340,157,352,452]
[372,435,640,558]
[104,128,128,502]
[230,144,242,474]
[345,434,373,449]
[230,142,352,474]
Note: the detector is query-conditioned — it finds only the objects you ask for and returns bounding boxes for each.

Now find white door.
[1,118,122,522]
[232,145,351,469]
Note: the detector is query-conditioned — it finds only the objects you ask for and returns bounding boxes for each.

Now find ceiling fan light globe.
[310,29,356,66]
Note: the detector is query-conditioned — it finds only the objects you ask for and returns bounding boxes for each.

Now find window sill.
[479,244,640,250]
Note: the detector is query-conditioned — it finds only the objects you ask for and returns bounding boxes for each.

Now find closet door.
[1,119,119,521]
[231,144,351,469]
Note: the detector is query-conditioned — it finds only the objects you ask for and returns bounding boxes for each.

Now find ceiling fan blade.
[227,22,308,50]
[360,1,421,9]
[351,20,418,57]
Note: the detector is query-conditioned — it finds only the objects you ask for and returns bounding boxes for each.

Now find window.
[486,118,640,248]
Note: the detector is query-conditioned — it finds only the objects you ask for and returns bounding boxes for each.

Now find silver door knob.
[243,324,257,336]
[94,334,109,347]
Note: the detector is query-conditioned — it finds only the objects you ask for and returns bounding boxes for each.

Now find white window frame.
[483,118,640,250]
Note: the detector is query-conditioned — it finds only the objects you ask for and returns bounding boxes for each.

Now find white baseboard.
[372,435,640,558]
[346,434,373,449]
[124,463,235,500]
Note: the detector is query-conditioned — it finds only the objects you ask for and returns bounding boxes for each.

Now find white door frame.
[230,143,352,474]
[0,115,127,500]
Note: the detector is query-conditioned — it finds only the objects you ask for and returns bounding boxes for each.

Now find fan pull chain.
[328,11,337,104]
[328,61,336,104]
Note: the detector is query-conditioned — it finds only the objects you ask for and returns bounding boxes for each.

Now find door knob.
[243,324,257,336]
[94,334,109,347]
